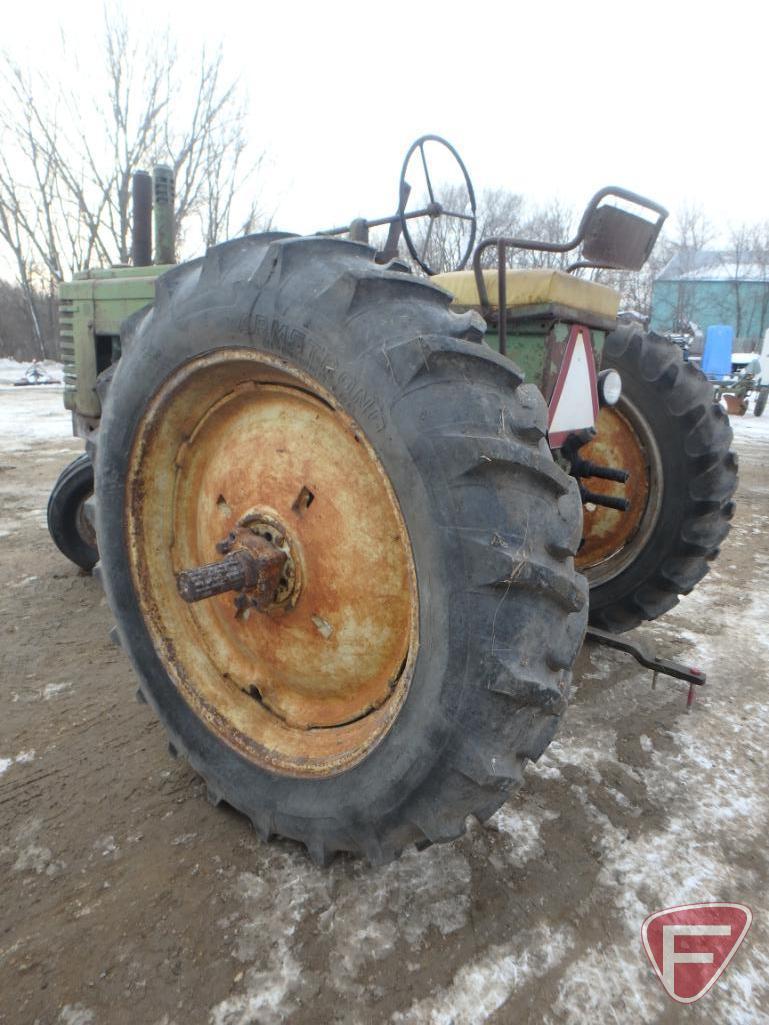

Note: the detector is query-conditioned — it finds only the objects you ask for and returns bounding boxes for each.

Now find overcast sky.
[4,0,768,255]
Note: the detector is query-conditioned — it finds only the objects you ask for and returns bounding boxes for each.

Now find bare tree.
[0,280,56,360]
[192,90,264,247]
[669,205,714,264]
[722,224,751,341]
[714,222,769,348]
[510,199,575,270]
[407,187,575,276]
[474,187,525,265]
[666,205,713,328]
[0,8,264,347]
[748,221,769,345]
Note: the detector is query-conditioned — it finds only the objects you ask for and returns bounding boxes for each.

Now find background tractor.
[47,137,737,864]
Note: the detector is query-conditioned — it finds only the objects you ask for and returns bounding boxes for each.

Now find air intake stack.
[153,165,176,265]
[131,171,153,267]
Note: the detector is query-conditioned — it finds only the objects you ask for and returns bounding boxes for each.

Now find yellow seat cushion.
[433,268,619,319]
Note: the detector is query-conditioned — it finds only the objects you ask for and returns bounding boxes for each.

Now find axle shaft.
[176,535,286,610]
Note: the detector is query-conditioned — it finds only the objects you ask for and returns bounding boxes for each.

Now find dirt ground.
[1,385,768,1025]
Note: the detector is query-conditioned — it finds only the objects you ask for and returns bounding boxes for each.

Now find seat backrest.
[581,204,661,271]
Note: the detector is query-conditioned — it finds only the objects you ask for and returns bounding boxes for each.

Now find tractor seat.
[433,268,619,321]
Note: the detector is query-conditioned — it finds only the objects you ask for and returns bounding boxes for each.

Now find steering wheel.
[398,135,477,276]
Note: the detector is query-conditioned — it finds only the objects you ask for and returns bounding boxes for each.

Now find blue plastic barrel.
[701,325,734,380]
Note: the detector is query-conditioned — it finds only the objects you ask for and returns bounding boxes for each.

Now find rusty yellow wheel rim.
[126,349,418,777]
[575,398,663,586]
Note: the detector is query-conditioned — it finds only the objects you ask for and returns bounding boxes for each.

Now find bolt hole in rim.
[126,349,419,777]
[576,396,664,586]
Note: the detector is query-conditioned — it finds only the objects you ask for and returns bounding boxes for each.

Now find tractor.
[47,137,737,865]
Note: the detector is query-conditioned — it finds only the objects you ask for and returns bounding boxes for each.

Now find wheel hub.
[235,513,299,608]
[175,524,291,612]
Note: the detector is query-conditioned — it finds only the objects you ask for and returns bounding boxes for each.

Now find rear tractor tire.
[47,453,98,571]
[94,234,588,865]
[579,326,738,633]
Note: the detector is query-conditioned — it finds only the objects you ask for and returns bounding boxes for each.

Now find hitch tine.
[585,627,707,699]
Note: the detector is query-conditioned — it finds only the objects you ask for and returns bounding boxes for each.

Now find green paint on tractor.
[60,264,172,417]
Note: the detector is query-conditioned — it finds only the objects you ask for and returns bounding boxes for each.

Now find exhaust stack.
[131,171,153,267]
[153,165,176,265]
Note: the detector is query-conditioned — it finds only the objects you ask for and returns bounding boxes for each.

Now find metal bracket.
[585,627,706,709]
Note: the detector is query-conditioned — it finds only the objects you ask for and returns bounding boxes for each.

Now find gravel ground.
[1,384,767,1025]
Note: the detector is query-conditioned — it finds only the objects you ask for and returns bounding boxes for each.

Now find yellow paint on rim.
[126,349,418,778]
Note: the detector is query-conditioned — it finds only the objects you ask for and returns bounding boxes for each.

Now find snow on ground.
[5,816,65,878]
[393,925,575,1025]
[0,364,73,454]
[0,750,35,776]
[730,408,769,444]
[209,840,476,1022]
[0,380,78,540]
[0,358,63,386]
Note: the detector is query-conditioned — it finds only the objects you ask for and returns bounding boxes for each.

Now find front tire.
[95,235,588,864]
[47,453,98,571]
